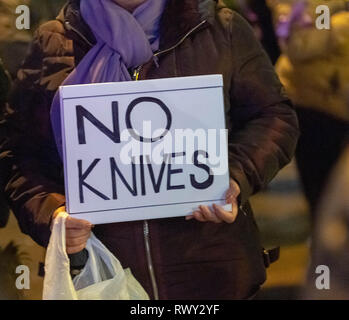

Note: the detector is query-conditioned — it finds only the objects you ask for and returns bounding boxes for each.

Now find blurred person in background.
[30,0,67,26]
[0,0,299,299]
[304,90,349,299]
[0,59,22,300]
[0,0,66,77]
[268,0,349,221]
[0,59,10,228]
[223,0,281,63]
[0,0,31,78]
[0,242,23,300]
[244,0,281,64]
[304,139,349,299]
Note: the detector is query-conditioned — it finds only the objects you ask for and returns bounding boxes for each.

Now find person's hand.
[52,206,93,254]
[186,179,241,224]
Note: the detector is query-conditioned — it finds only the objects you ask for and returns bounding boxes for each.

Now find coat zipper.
[133,20,208,300]
[143,220,159,300]
[133,19,207,81]
[132,59,160,302]
[239,204,247,216]
[64,20,94,48]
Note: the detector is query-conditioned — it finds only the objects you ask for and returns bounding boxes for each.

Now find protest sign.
[59,75,229,224]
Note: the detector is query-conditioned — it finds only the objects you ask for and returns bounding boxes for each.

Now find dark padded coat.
[1,0,299,299]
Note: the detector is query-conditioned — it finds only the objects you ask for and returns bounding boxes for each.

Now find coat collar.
[57,0,217,51]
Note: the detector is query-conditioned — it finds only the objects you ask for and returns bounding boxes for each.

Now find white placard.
[60,75,229,224]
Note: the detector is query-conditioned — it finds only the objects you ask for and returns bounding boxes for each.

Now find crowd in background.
[1,0,349,299]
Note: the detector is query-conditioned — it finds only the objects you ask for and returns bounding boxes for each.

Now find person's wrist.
[69,249,89,278]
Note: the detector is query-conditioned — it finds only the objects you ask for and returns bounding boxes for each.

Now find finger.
[66,229,91,241]
[231,201,239,217]
[193,210,207,222]
[66,217,92,229]
[66,233,90,247]
[200,205,222,223]
[192,210,202,218]
[225,190,236,204]
[225,189,232,201]
[185,215,194,220]
[225,188,233,200]
[230,179,241,197]
[226,194,238,204]
[213,206,236,224]
[213,204,238,224]
[226,179,240,201]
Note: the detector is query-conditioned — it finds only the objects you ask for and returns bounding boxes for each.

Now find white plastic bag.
[43,212,149,300]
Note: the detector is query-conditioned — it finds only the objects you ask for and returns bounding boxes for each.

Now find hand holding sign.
[55,178,240,256]
[187,179,240,223]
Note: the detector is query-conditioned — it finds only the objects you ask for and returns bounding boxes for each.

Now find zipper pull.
[153,55,159,68]
[239,204,247,216]
[132,69,138,81]
[133,66,141,81]
[64,21,72,31]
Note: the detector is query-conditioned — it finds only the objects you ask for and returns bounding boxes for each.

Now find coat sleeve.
[1,26,73,247]
[228,13,299,205]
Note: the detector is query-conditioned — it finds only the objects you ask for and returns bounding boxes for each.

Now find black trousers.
[0,193,9,228]
[295,107,349,219]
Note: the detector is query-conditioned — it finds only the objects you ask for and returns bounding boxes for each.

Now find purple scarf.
[276,0,312,40]
[51,0,168,156]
